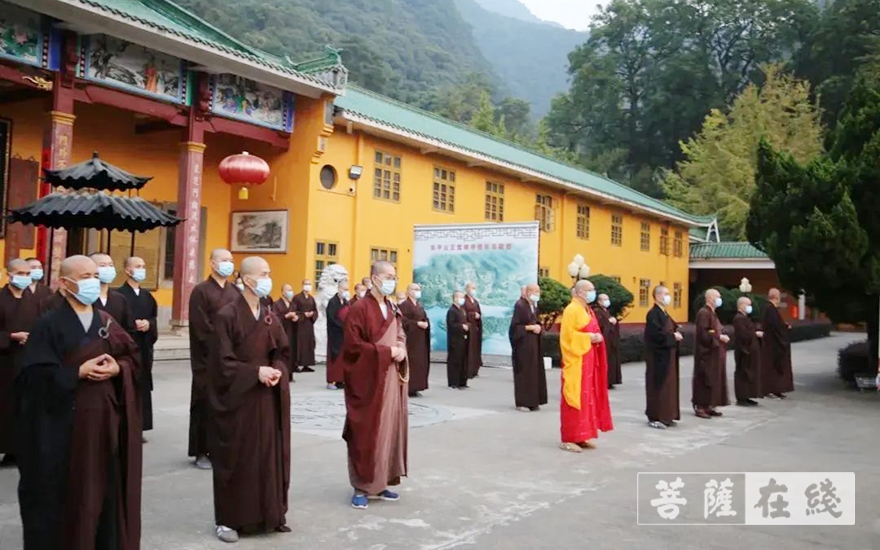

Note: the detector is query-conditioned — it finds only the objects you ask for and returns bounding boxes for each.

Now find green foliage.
[537,276,570,329]
[663,65,824,239]
[690,286,768,325]
[589,274,634,319]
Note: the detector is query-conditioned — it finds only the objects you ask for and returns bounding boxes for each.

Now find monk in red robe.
[16,255,142,549]
[760,288,794,399]
[341,260,408,510]
[559,280,613,452]
[209,256,291,543]
[399,283,431,398]
[693,289,730,419]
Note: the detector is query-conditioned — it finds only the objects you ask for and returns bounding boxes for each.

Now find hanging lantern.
[219,151,270,200]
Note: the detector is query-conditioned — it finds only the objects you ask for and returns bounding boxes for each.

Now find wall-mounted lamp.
[349,165,363,180]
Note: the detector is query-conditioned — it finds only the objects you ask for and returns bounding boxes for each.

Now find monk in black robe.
[188,248,240,469]
[760,288,794,399]
[595,293,622,388]
[326,280,350,389]
[733,297,763,406]
[292,279,317,373]
[1,259,41,466]
[118,256,159,435]
[644,285,682,429]
[399,283,431,397]
[509,283,547,411]
[89,253,135,335]
[273,283,299,381]
[446,291,470,389]
[693,289,730,419]
[25,256,53,305]
[341,261,408,510]
[463,282,483,379]
[209,256,290,542]
[16,255,142,550]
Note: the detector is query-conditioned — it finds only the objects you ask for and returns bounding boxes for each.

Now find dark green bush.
[591,273,635,319]
[537,276,569,330]
[690,286,769,325]
[837,340,870,384]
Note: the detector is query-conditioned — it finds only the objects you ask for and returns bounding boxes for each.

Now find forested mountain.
[472,0,560,26]
[455,0,586,117]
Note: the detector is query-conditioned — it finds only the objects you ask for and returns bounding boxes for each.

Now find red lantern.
[219,151,270,200]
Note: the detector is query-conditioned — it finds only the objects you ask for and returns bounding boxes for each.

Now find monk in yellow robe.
[559,280,613,453]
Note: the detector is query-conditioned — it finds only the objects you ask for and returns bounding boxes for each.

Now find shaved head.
[60,255,97,279]
[89,252,113,267]
[705,288,721,308]
[124,256,145,270]
[465,281,476,291]
[654,285,668,300]
[768,288,781,300]
[453,290,465,303]
[574,279,594,293]
[371,261,394,277]
[408,283,421,292]
[362,277,371,285]
[240,256,269,277]
[354,283,366,294]
[737,296,751,311]
[282,284,293,293]
[26,257,42,270]
[338,280,350,292]
[211,248,232,262]
[395,291,407,302]
[526,283,540,295]
[7,258,28,273]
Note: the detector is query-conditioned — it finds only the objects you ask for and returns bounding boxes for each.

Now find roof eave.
[689,258,775,269]
[19,0,339,99]
[340,111,705,228]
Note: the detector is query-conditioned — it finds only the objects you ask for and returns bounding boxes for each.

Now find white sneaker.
[326,383,337,390]
[216,525,239,543]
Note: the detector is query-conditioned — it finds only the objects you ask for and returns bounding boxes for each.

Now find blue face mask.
[284,290,294,301]
[251,277,273,299]
[530,294,540,303]
[67,277,101,306]
[11,275,31,290]
[97,266,117,284]
[413,291,422,300]
[30,269,44,282]
[216,261,235,278]
[456,297,466,307]
[379,278,396,296]
[131,268,147,283]
[714,297,723,308]
[585,290,597,304]
[745,305,753,315]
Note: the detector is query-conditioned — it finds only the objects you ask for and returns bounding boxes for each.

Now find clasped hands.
[417,321,429,329]
[526,324,542,334]
[285,312,299,321]
[258,366,283,387]
[134,319,151,332]
[590,332,604,344]
[79,354,121,381]
[756,331,764,339]
[390,346,407,363]
[10,331,28,345]
[673,331,684,342]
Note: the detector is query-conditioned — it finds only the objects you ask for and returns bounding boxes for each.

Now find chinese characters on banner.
[637,473,855,525]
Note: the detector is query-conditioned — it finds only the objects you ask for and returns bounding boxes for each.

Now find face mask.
[235,283,245,292]
[11,275,31,290]
[662,294,672,306]
[745,305,753,315]
[601,299,611,308]
[529,294,540,304]
[585,290,597,303]
[251,277,272,299]
[456,298,466,307]
[357,291,366,299]
[342,291,351,300]
[30,269,44,281]
[216,261,234,278]
[97,266,117,284]
[303,284,312,293]
[468,288,477,297]
[131,268,147,283]
[379,278,396,296]
[714,297,723,308]
[284,291,294,301]
[366,283,373,290]
[66,277,101,306]
[413,291,422,300]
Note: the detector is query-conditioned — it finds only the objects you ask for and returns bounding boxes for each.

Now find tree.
[747,62,880,369]
[590,275,635,319]
[494,97,533,140]
[663,65,824,240]
[471,91,505,136]
[538,277,570,330]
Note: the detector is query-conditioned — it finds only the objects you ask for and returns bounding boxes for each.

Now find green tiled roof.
[70,0,343,90]
[689,242,769,260]
[334,86,718,226]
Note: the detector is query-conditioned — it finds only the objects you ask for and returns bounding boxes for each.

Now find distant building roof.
[334,86,719,228]
[689,242,774,270]
[20,0,347,96]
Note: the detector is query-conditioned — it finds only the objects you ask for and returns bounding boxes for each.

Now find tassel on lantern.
[239,187,249,200]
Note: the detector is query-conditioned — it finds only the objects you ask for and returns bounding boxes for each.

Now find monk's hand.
[394,347,408,362]
[11,331,28,344]
[135,319,149,332]
[462,324,469,332]
[258,366,277,386]
[285,312,295,320]
[609,317,618,325]
[475,312,481,319]
[673,331,684,342]
[590,332,603,344]
[720,334,730,344]
[268,368,283,386]
[756,331,764,338]
[97,355,121,378]
[79,356,106,380]
[418,321,429,329]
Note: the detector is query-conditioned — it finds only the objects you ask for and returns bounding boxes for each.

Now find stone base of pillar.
[170,321,190,338]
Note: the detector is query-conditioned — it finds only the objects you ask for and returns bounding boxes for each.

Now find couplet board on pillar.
[44,110,75,286]
[412,221,540,355]
[171,139,206,333]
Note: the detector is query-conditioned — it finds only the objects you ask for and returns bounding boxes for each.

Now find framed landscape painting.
[230,210,288,254]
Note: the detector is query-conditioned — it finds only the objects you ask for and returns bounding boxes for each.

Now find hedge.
[541,320,832,367]
[837,340,870,384]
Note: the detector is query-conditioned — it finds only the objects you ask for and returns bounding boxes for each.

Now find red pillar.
[170,123,206,332]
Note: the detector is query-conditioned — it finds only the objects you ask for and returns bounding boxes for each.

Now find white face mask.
[342,291,351,300]
[413,290,422,300]
[662,294,672,306]
[357,291,366,298]
[529,294,540,303]
[303,284,312,293]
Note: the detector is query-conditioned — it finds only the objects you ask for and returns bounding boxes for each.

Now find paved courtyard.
[1,333,878,549]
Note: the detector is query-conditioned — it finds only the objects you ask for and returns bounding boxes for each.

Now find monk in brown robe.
[509,283,547,411]
[446,291,470,389]
[693,289,730,419]
[188,248,240,470]
[209,256,291,543]
[90,253,135,334]
[16,255,142,550]
[463,281,483,378]
[1,259,41,466]
[644,285,682,429]
[595,293,622,388]
[24,256,52,305]
[732,296,764,407]
[352,283,367,305]
[273,283,299,381]
[760,288,794,399]
[292,279,317,373]
[399,283,431,398]
[341,261,408,510]
[326,280,350,390]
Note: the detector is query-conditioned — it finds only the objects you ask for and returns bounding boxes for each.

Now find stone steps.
[154,335,190,362]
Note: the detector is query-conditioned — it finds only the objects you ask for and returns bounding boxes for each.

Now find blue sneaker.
[351,493,369,509]
[370,489,400,502]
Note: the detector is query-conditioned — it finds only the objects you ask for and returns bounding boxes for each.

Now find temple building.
[0,0,717,328]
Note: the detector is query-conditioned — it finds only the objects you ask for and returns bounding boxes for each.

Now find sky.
[519,0,607,32]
